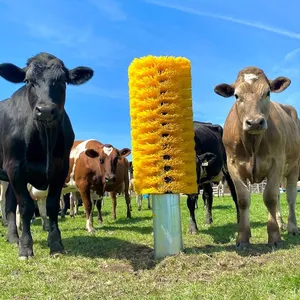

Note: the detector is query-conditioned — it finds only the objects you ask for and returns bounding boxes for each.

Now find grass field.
[1,193,300,299]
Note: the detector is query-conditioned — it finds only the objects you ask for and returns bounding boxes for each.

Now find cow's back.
[193,121,225,170]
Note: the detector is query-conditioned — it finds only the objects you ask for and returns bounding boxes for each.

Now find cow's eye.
[25,79,35,87]
[234,94,239,99]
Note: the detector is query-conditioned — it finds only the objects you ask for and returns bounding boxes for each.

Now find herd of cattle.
[0,53,299,260]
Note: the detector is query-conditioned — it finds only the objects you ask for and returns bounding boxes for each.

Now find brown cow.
[29,139,131,233]
[214,67,300,249]
[96,154,132,224]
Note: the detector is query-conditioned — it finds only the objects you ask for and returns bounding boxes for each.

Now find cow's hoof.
[268,240,283,249]
[50,251,65,258]
[7,235,19,245]
[19,249,34,259]
[50,243,65,256]
[236,242,250,250]
[279,223,287,232]
[87,228,96,234]
[188,226,198,235]
[19,256,28,261]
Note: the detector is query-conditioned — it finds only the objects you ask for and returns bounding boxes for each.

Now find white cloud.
[271,47,300,78]
[88,0,127,21]
[143,0,300,41]
[283,48,300,62]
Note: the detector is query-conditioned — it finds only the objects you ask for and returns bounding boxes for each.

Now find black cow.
[187,121,239,234]
[0,52,93,259]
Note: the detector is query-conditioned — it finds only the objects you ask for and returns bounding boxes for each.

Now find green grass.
[1,193,300,299]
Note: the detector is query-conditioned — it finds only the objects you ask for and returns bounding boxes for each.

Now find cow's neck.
[241,130,265,183]
[35,121,60,180]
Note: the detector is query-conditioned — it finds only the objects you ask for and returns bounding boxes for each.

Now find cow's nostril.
[246,120,252,126]
[36,106,42,114]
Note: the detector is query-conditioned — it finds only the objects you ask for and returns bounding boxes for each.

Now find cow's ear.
[0,63,26,83]
[214,83,235,98]
[269,77,291,93]
[85,149,99,158]
[119,148,131,157]
[68,67,94,85]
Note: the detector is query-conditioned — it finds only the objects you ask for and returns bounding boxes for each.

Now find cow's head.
[0,52,93,125]
[196,152,216,182]
[214,67,291,134]
[85,144,131,184]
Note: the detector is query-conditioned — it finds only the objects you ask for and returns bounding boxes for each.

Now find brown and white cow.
[29,139,132,233]
[214,67,300,248]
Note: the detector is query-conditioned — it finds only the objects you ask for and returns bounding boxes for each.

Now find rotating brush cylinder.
[128,56,197,259]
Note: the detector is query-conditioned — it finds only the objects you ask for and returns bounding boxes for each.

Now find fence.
[200,179,268,197]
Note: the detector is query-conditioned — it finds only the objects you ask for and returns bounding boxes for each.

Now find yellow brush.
[128,55,198,259]
[128,55,197,195]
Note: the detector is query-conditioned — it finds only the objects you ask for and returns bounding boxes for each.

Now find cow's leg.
[95,197,103,224]
[285,168,299,235]
[7,180,35,259]
[223,169,240,223]
[228,164,251,249]
[16,204,22,232]
[78,186,95,233]
[202,192,207,209]
[69,192,75,218]
[5,184,19,245]
[124,191,132,219]
[187,194,199,234]
[276,193,286,231]
[148,195,151,210]
[264,169,282,246]
[74,193,79,215]
[137,194,142,211]
[46,183,67,256]
[0,182,8,226]
[60,196,65,219]
[110,192,117,220]
[203,183,213,224]
[37,198,49,231]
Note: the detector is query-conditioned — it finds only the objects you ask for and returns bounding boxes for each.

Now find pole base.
[152,194,183,259]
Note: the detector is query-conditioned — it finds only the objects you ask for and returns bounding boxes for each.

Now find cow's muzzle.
[243,117,267,134]
[105,175,116,184]
[34,105,58,123]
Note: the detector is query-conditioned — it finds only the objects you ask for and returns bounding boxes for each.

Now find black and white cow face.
[0,52,94,125]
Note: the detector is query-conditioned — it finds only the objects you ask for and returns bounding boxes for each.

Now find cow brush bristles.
[128,55,198,195]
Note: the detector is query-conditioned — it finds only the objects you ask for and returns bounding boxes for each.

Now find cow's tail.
[0,169,9,181]
[221,164,240,223]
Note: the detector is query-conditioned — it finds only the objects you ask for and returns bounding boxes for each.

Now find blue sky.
[1,0,300,161]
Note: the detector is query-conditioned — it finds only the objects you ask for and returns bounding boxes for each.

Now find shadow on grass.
[186,227,300,257]
[198,221,266,244]
[101,225,153,235]
[212,205,232,210]
[37,235,156,271]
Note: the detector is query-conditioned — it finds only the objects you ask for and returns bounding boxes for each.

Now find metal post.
[152,194,183,259]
